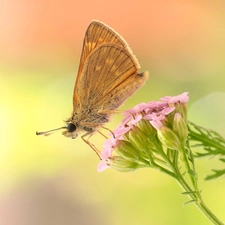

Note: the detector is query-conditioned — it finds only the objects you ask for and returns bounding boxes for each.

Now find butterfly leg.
[81,132,101,159]
[98,126,115,138]
[96,130,108,139]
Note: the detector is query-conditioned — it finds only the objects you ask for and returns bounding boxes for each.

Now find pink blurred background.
[2,0,225,74]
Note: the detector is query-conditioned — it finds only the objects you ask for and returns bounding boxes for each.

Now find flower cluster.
[98,92,189,172]
[96,91,225,225]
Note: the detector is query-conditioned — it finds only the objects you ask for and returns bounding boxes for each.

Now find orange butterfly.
[37,20,148,158]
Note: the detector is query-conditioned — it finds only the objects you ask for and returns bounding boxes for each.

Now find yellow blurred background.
[1,0,225,224]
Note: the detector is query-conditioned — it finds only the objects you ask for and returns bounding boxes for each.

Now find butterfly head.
[62,122,78,139]
[36,122,78,139]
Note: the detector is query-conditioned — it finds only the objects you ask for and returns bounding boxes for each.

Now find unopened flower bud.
[110,156,141,172]
[116,140,140,162]
[137,119,156,140]
[128,126,149,151]
[173,113,188,144]
[173,103,187,124]
[157,126,182,151]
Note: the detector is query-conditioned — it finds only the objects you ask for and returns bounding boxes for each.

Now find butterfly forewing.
[73,20,139,107]
[78,20,134,69]
[74,43,142,112]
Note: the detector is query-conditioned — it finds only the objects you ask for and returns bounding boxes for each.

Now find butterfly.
[36,20,149,158]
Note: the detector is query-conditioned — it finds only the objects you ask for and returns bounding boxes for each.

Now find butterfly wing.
[73,43,148,115]
[73,20,139,107]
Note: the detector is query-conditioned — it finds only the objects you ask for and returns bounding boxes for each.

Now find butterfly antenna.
[36,126,67,136]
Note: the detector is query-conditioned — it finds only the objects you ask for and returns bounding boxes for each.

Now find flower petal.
[131,114,142,125]
[150,120,163,130]
[97,160,110,172]
[161,92,189,104]
[162,106,175,115]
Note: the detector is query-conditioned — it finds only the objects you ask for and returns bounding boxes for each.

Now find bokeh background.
[1,0,225,224]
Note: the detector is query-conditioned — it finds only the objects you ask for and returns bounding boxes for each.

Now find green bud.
[137,119,156,140]
[123,130,130,141]
[128,126,149,151]
[110,156,140,172]
[166,103,188,127]
[174,103,187,124]
[173,113,188,144]
[157,126,182,151]
[116,140,140,162]
[165,111,175,128]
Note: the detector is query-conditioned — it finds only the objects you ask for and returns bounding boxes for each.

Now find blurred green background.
[0,1,225,224]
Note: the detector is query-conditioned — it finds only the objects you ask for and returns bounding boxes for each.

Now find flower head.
[98,92,189,172]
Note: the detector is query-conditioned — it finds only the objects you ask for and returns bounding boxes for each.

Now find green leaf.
[188,121,225,179]
[220,158,225,163]
[188,169,197,178]
[181,191,197,195]
[184,199,197,206]
[205,169,225,180]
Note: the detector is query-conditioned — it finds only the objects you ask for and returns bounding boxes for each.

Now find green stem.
[175,143,224,225]
[180,145,198,191]
[145,147,177,179]
[175,172,224,225]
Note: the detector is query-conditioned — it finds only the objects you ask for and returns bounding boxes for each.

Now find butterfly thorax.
[62,108,109,139]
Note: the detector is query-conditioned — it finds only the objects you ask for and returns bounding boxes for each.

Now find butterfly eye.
[67,123,77,132]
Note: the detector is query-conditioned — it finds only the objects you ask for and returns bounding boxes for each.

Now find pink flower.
[98,92,189,172]
[160,92,189,104]
[97,160,110,172]
[100,136,120,159]
[112,126,131,139]
[131,114,142,124]
[126,102,148,114]
[150,120,164,130]
[121,108,144,127]
[144,113,165,121]
[162,106,175,115]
